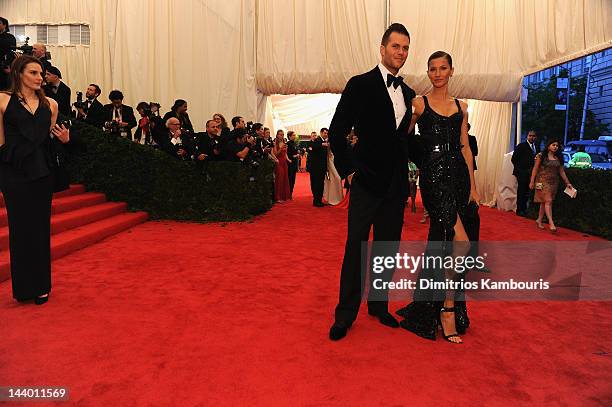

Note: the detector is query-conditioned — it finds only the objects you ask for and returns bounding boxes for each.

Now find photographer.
[0,17,16,90]
[194,119,223,161]
[75,84,105,129]
[103,90,137,139]
[251,122,273,161]
[42,66,71,117]
[32,43,52,76]
[222,127,255,162]
[162,117,196,160]
[162,99,194,133]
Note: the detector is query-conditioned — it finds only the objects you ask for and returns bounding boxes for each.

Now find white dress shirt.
[378,62,407,129]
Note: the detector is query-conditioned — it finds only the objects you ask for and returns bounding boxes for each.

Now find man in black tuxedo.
[511,130,539,216]
[308,128,328,207]
[76,83,105,129]
[43,66,71,117]
[328,23,416,341]
[286,131,300,196]
[194,119,223,161]
[163,117,196,160]
[103,90,137,139]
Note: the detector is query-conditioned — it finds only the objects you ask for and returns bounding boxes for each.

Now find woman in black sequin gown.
[396,51,480,343]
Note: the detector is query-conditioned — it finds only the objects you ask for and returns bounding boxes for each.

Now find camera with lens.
[104,120,122,134]
[59,119,72,129]
[73,91,85,110]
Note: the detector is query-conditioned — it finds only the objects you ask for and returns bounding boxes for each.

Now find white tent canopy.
[4,0,611,204]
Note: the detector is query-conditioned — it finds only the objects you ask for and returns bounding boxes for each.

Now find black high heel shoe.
[34,294,49,305]
[439,306,462,344]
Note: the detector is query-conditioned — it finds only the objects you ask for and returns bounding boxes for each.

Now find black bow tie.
[387,74,403,89]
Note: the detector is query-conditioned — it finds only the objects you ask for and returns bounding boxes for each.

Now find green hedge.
[66,120,274,221]
[528,167,612,240]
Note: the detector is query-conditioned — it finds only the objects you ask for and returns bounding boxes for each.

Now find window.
[36,25,47,44]
[69,25,81,45]
[8,24,90,46]
[10,25,26,45]
[81,25,90,45]
[47,26,58,45]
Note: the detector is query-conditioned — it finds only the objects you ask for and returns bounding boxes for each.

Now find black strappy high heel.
[439,306,462,344]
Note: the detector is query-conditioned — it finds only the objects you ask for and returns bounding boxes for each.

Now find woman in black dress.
[397,51,480,343]
[0,55,70,305]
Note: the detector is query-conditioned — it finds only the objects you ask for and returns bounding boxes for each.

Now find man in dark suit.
[103,89,137,139]
[327,23,416,341]
[163,117,196,160]
[76,83,105,129]
[43,66,71,117]
[194,119,223,161]
[511,129,539,216]
[308,128,328,207]
[286,131,300,196]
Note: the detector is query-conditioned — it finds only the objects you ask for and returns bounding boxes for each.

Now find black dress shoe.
[34,295,49,305]
[329,322,351,341]
[368,310,400,328]
[313,201,324,207]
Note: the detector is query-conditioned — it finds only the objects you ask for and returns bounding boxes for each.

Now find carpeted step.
[0,192,106,227]
[0,211,148,282]
[0,184,86,208]
[0,201,128,251]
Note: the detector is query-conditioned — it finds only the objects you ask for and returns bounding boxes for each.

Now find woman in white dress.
[323,144,344,205]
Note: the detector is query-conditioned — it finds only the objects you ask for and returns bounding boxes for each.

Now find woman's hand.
[52,124,70,143]
[529,181,534,190]
[566,183,573,189]
[469,188,480,205]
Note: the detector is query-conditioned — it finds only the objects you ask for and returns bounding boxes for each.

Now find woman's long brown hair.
[5,55,50,110]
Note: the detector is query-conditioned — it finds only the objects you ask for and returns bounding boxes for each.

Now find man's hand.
[177,148,187,157]
[198,153,207,161]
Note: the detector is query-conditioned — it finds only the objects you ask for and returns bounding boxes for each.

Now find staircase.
[0,185,148,283]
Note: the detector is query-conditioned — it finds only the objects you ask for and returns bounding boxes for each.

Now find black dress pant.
[515,172,531,213]
[0,166,53,300]
[334,178,406,324]
[288,164,297,195]
[310,169,325,204]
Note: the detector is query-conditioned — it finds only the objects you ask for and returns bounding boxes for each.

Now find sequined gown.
[533,153,561,203]
[397,96,471,340]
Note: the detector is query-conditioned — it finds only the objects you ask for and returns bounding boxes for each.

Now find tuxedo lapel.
[397,82,414,131]
[369,67,396,130]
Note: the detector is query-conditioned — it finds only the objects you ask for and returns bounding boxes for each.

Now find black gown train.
[396,96,473,340]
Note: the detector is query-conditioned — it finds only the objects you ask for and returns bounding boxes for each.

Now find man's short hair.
[381,23,410,45]
[109,90,124,101]
[253,123,263,132]
[89,83,101,96]
[320,127,329,133]
[166,118,180,127]
[231,116,243,128]
[528,129,537,135]
[205,119,217,128]
[136,102,150,111]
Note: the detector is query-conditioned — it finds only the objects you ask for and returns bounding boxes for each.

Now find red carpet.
[1,173,610,406]
[0,186,148,282]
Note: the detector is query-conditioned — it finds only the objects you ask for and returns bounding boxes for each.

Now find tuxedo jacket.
[329,66,416,197]
[308,136,327,174]
[43,81,72,117]
[511,141,540,176]
[103,104,137,136]
[83,99,105,129]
